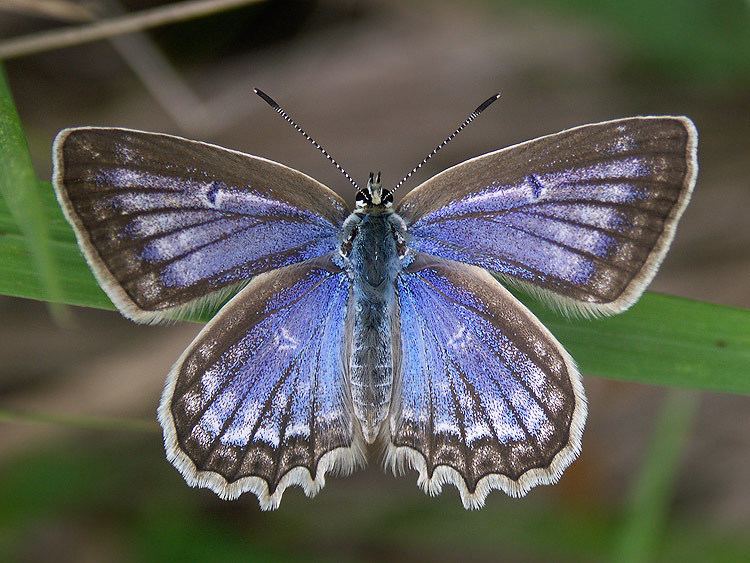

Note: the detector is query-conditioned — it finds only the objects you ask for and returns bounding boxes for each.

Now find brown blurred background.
[1,1,749,561]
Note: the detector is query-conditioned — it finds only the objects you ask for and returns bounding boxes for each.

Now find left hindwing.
[397,117,697,316]
[388,254,586,508]
[159,255,363,510]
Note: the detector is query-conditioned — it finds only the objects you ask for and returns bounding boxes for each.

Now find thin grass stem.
[0,0,264,59]
[0,408,159,433]
[613,390,700,562]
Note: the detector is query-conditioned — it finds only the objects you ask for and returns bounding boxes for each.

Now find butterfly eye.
[382,189,394,207]
[355,190,371,208]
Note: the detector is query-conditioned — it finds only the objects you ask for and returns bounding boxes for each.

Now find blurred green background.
[1,1,749,561]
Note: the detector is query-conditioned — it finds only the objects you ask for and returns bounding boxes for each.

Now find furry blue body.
[341,210,407,442]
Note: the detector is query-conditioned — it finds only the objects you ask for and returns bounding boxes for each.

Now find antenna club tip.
[475,92,502,114]
[253,87,280,109]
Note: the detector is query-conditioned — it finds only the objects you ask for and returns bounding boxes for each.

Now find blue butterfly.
[52,90,697,510]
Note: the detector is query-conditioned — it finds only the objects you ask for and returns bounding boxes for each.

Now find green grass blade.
[0,181,748,395]
[0,178,750,394]
[613,390,699,562]
[0,182,750,394]
[0,65,70,324]
[531,294,750,395]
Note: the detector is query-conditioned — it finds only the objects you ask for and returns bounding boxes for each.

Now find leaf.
[521,0,750,87]
[0,65,71,323]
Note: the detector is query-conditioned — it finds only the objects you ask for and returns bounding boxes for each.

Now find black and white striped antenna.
[390,92,502,195]
[254,88,360,191]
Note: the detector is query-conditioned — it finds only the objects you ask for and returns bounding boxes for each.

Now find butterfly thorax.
[338,183,408,442]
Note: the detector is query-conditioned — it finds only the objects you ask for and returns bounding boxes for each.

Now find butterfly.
[51,90,697,510]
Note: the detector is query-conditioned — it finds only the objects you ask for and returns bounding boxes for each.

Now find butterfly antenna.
[391,92,502,194]
[254,88,360,191]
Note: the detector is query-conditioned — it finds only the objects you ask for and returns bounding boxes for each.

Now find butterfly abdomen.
[347,214,402,443]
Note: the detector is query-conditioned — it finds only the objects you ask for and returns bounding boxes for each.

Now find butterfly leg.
[337,213,362,273]
[388,213,414,266]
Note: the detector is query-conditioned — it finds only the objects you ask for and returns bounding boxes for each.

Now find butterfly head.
[356,171,393,211]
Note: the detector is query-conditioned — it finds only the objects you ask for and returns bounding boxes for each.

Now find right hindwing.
[387,253,586,508]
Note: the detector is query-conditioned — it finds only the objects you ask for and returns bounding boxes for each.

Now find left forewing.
[53,128,349,323]
[387,254,586,509]
[159,255,364,510]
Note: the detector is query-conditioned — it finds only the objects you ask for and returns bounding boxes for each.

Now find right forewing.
[396,117,697,316]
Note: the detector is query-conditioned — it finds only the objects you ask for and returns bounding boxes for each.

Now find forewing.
[388,254,586,508]
[53,127,349,322]
[158,255,363,510]
[398,117,697,316]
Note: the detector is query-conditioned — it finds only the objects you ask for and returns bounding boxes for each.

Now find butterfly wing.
[159,255,363,510]
[388,253,585,508]
[53,127,349,322]
[397,117,698,316]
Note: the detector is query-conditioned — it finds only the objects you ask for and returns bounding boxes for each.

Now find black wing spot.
[528,174,545,199]
[206,182,222,206]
